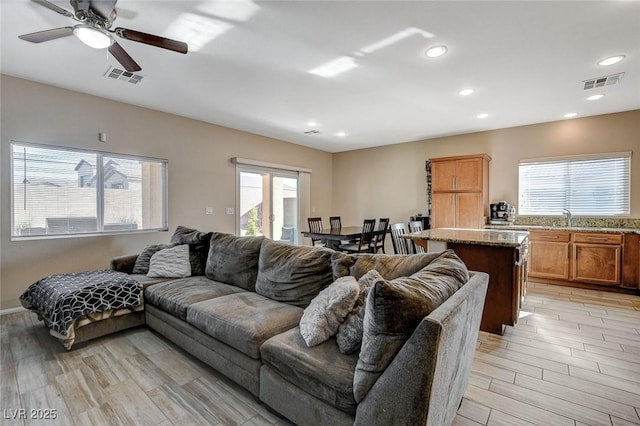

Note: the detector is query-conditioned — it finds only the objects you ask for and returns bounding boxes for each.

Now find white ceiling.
[1,1,639,153]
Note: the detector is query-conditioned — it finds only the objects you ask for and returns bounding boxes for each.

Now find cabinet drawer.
[529,231,571,242]
[573,233,622,244]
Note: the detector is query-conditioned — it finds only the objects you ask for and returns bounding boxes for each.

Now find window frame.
[518,151,631,217]
[10,140,169,240]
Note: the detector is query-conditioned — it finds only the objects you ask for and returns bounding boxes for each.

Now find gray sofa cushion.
[353,250,469,402]
[299,276,359,347]
[331,251,443,281]
[144,276,246,320]
[128,274,174,289]
[147,244,192,278]
[335,269,380,354]
[261,327,359,415]
[170,225,213,276]
[255,239,335,307]
[186,292,303,359]
[205,233,265,290]
[132,243,177,274]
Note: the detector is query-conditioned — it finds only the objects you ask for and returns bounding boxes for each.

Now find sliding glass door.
[238,167,298,243]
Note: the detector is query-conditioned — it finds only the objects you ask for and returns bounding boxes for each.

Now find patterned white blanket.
[20,270,142,338]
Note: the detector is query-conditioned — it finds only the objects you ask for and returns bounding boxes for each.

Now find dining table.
[301,226,364,250]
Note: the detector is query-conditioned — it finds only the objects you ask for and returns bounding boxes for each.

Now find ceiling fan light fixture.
[74,25,112,49]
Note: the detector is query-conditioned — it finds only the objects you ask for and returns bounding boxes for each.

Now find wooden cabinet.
[431,156,485,192]
[432,192,484,229]
[430,154,490,229]
[528,230,571,280]
[448,240,526,335]
[572,233,621,286]
[528,230,632,289]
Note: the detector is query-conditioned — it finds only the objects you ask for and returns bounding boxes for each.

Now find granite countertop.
[403,228,529,248]
[485,224,640,234]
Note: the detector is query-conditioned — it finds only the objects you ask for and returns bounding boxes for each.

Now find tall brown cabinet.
[430,154,491,229]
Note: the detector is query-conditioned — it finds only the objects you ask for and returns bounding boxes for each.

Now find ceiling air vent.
[104,66,144,84]
[304,130,320,135]
[583,72,624,90]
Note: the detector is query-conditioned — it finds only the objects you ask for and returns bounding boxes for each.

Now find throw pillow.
[255,239,335,307]
[205,233,265,290]
[331,251,443,281]
[147,244,192,278]
[335,269,382,354]
[353,250,469,403]
[299,276,360,347]
[132,242,177,274]
[170,225,213,276]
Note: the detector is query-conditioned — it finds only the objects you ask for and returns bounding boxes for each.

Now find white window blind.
[11,141,168,239]
[518,152,631,216]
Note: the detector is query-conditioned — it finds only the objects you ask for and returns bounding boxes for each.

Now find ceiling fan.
[18,0,188,72]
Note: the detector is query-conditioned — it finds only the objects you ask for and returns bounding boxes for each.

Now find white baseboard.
[0,306,27,316]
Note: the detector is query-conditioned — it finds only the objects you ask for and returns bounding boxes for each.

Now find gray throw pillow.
[132,242,177,274]
[299,276,360,347]
[335,269,381,354]
[147,244,192,278]
[331,251,443,281]
[170,225,213,276]
[353,250,469,403]
[205,232,265,290]
[255,239,335,307]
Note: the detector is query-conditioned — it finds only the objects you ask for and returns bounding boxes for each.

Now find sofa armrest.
[354,271,489,426]
[110,254,139,274]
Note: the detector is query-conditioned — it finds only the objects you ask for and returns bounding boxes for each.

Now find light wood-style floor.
[1,281,639,426]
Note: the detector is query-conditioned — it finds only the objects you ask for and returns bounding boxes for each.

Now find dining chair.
[408,221,425,253]
[390,223,413,254]
[372,218,390,253]
[338,219,376,253]
[307,217,324,246]
[329,216,342,230]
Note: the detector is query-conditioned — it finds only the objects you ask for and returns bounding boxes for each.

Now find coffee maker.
[490,201,515,224]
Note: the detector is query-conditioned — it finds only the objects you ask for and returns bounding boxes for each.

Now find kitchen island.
[403,228,529,335]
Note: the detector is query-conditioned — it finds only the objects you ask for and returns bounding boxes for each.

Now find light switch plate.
[225,207,235,215]
[205,207,214,215]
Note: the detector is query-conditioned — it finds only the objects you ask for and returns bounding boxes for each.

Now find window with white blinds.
[11,141,168,239]
[518,152,631,216]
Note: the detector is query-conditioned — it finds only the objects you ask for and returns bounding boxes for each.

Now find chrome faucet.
[562,209,572,227]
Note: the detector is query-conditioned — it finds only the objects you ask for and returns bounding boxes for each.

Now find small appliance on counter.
[490,201,516,224]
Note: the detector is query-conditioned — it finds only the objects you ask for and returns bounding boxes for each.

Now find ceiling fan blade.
[89,0,117,21]
[114,27,188,54]
[108,41,141,72]
[31,0,75,18]
[19,27,75,43]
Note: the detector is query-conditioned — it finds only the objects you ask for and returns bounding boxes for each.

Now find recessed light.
[564,112,578,118]
[458,88,475,96]
[335,131,347,137]
[598,55,625,66]
[425,45,447,58]
[307,121,318,127]
[476,113,488,119]
[586,94,605,101]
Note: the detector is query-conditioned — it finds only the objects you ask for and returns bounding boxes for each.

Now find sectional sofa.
[110,226,489,425]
